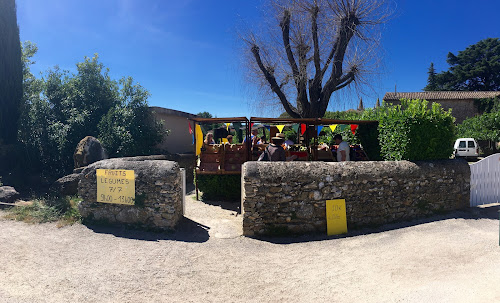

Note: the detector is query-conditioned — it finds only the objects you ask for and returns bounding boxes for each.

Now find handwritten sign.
[96,169,135,205]
[326,199,348,235]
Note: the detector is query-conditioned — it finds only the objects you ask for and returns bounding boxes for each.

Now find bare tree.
[244,0,390,118]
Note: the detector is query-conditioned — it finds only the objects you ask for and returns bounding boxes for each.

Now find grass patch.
[6,196,82,226]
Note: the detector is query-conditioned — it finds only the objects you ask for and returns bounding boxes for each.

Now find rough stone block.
[78,158,182,230]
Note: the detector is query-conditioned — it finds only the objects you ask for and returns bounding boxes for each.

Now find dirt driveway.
[0,195,499,303]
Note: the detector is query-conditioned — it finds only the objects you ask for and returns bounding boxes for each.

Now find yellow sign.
[326,199,348,235]
[96,169,135,205]
[195,124,203,156]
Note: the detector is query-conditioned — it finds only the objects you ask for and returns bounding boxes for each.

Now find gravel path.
[0,196,499,303]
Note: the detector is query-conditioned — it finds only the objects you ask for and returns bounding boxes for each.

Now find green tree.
[424,62,438,91]
[18,46,165,177]
[456,111,500,142]
[430,38,500,91]
[245,0,390,118]
[196,111,213,119]
[0,0,23,144]
[98,77,164,157]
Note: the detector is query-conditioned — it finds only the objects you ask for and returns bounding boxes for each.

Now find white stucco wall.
[150,107,196,154]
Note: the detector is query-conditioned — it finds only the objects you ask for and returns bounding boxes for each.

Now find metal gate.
[470,153,500,207]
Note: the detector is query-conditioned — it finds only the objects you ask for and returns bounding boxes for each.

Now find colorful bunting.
[276,125,285,133]
[329,124,338,132]
[291,124,299,132]
[188,121,193,134]
[350,124,359,135]
[264,125,271,131]
[226,123,231,131]
[338,124,348,132]
[300,124,306,135]
[195,124,203,156]
[250,123,254,129]
[317,125,324,136]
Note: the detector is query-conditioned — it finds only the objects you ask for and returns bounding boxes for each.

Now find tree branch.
[280,9,300,82]
[311,5,320,74]
[251,45,300,118]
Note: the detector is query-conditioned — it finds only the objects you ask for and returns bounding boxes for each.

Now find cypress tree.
[357,98,364,111]
[424,62,439,91]
[0,0,23,144]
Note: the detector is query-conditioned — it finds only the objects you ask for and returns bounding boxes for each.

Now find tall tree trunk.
[0,0,23,144]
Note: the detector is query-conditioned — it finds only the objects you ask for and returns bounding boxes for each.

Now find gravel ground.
[0,195,499,303]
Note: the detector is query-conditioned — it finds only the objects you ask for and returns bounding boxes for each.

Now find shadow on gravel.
[85,217,210,243]
[200,199,241,213]
[253,205,500,245]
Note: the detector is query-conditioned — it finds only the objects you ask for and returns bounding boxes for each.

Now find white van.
[454,138,479,160]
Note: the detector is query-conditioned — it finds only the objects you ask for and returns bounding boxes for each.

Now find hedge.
[196,174,241,201]
[374,99,455,161]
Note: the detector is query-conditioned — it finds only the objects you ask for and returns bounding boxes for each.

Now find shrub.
[376,99,455,161]
[196,174,240,201]
[6,196,81,225]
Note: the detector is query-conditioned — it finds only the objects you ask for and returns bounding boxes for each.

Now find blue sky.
[17,0,500,117]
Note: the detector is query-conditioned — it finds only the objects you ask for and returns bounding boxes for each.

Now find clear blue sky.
[16,0,500,117]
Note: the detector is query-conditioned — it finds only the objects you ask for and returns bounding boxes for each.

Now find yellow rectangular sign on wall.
[326,199,348,236]
[96,169,135,205]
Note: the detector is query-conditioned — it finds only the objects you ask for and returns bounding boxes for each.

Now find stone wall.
[242,160,470,236]
[79,158,183,230]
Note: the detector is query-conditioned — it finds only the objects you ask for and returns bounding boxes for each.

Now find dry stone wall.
[242,160,470,236]
[79,158,183,230]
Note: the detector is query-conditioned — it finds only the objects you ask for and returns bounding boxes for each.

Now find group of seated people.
[203,133,234,145]
[202,129,350,162]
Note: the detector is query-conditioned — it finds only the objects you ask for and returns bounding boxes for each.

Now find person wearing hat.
[258,133,286,161]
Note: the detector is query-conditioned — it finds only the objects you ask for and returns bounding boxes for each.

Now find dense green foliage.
[456,111,500,142]
[98,77,164,158]
[373,99,455,161]
[282,101,455,161]
[425,38,500,91]
[18,45,164,177]
[0,0,23,144]
[474,97,500,114]
[197,174,241,201]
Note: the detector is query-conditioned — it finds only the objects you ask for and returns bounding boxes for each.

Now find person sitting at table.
[274,133,297,161]
[334,134,350,162]
[284,135,294,147]
[244,128,259,143]
[252,134,260,146]
[257,135,266,144]
[204,133,215,145]
[259,134,286,161]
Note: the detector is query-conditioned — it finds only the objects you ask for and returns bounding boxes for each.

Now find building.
[383,91,500,123]
[150,106,196,154]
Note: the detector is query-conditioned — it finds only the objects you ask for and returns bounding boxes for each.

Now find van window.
[468,141,475,148]
[458,141,466,148]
